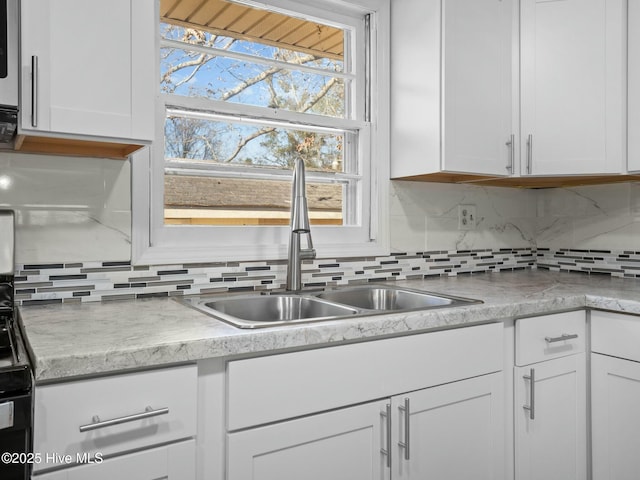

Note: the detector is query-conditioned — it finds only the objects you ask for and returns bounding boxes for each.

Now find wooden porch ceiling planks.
[160,0,344,60]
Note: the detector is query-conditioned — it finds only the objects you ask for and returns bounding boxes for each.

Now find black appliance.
[0,0,19,146]
[0,211,33,480]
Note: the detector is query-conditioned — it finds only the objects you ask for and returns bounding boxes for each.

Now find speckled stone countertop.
[18,270,640,382]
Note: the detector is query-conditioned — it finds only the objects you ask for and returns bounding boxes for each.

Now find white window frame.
[132,0,390,265]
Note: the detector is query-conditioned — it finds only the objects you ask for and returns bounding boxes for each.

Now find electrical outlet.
[458,204,476,230]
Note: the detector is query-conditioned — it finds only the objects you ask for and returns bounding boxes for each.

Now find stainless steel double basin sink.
[179,285,482,329]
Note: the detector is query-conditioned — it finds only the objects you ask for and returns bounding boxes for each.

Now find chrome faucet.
[286,158,316,291]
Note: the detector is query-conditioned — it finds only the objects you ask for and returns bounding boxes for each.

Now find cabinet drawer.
[33,364,197,472]
[227,322,503,431]
[591,310,640,362]
[33,439,195,479]
[515,311,585,366]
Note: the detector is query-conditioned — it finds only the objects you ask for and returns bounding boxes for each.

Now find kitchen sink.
[315,285,469,311]
[181,294,359,328]
[179,284,481,329]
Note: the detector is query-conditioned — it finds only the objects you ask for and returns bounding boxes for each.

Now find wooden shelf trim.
[14,135,144,160]
[393,172,640,188]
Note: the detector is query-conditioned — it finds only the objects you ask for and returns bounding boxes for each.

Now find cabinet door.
[629,0,640,171]
[20,0,154,141]
[514,354,586,480]
[442,0,514,176]
[34,440,195,480]
[227,400,389,480]
[592,353,640,480]
[520,0,625,175]
[391,372,504,480]
[391,0,513,178]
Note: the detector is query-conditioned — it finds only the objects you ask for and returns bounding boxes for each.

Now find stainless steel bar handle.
[523,368,535,420]
[506,134,515,173]
[526,134,533,174]
[79,406,169,433]
[380,404,392,468]
[31,56,38,128]
[398,398,410,460]
[545,333,579,343]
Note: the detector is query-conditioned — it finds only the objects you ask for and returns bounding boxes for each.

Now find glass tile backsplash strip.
[14,248,535,305]
[537,248,640,277]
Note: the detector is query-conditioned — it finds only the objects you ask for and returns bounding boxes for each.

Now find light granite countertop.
[18,270,640,382]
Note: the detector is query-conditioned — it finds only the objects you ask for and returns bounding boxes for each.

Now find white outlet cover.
[458,204,476,230]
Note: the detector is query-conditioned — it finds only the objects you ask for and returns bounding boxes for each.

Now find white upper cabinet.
[629,0,640,172]
[520,0,626,176]
[19,0,155,142]
[391,0,514,178]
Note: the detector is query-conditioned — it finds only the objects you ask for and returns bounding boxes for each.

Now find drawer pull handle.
[79,406,169,433]
[523,368,535,420]
[398,397,410,460]
[545,333,579,344]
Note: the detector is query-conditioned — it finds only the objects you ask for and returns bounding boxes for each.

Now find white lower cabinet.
[228,400,388,480]
[391,373,504,480]
[514,354,587,480]
[224,323,504,480]
[591,354,640,480]
[33,439,195,480]
[31,364,197,479]
[227,372,503,480]
[591,311,640,480]
[513,312,587,480]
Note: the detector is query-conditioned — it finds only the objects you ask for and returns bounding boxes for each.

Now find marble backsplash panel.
[0,152,131,264]
[1,152,639,270]
[392,181,640,254]
[389,181,538,252]
[536,182,640,250]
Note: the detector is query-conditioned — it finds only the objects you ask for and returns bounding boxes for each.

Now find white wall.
[0,152,131,264]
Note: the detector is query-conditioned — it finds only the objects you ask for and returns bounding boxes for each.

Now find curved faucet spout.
[286,158,316,291]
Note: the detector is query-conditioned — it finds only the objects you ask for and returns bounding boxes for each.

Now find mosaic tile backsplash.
[15,248,535,305]
[537,248,640,278]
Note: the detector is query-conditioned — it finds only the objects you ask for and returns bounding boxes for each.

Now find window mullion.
[164,162,362,182]
[163,96,369,131]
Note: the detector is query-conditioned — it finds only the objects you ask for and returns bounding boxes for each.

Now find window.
[132,0,389,264]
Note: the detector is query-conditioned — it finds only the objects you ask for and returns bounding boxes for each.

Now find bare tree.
[161,24,344,170]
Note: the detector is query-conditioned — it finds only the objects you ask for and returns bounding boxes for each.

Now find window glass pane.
[164,174,345,226]
[161,44,346,117]
[164,112,347,173]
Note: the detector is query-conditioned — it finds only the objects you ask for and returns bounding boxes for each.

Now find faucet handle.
[300,248,316,260]
[300,231,316,259]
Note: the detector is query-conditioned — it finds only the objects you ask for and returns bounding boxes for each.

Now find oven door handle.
[79,406,169,432]
[0,400,14,430]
